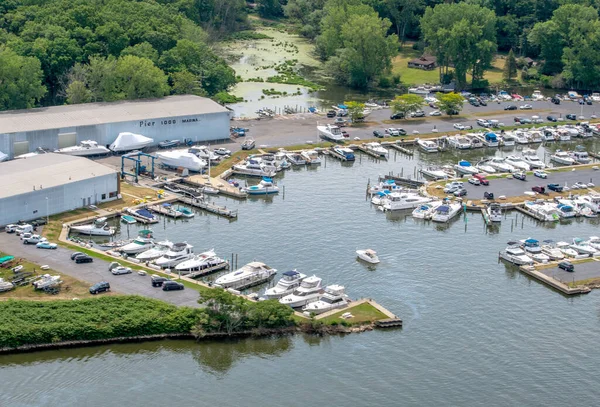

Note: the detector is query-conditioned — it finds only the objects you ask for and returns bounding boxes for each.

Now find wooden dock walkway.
[356,144,385,159]
[326,148,349,161]
[147,204,182,219]
[185,175,247,199]
[178,196,238,219]
[514,204,546,221]
[386,143,414,156]
[379,174,425,188]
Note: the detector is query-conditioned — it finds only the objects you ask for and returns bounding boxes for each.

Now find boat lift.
[121,151,156,182]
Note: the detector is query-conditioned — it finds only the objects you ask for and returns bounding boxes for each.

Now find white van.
[15,224,34,236]
[5,224,18,233]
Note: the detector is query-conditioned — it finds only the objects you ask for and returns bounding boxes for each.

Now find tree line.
[0,0,245,110]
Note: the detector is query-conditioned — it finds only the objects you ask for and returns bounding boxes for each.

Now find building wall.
[0,111,229,158]
[0,173,118,226]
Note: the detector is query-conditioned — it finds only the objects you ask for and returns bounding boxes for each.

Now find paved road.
[458,168,599,199]
[540,259,600,283]
[0,232,201,307]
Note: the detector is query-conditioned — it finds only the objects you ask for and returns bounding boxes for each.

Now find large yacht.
[487,157,515,173]
[136,240,174,261]
[505,155,530,171]
[120,230,155,254]
[523,202,560,222]
[317,124,345,142]
[70,217,115,236]
[261,270,307,300]
[154,242,194,268]
[214,262,277,290]
[302,285,350,315]
[175,249,225,273]
[499,245,534,265]
[522,149,546,169]
[55,140,110,156]
[279,275,323,308]
[363,142,389,158]
[381,192,431,211]
[550,151,576,165]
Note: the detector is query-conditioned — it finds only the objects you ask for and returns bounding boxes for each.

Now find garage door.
[58,132,77,148]
[13,141,29,156]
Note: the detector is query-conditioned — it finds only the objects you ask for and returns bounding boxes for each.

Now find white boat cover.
[0,151,8,162]
[156,151,206,172]
[109,132,153,152]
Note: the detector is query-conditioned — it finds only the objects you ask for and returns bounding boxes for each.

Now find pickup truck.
[547,183,564,192]
[23,234,47,245]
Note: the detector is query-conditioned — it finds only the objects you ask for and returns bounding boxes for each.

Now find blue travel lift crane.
[121,151,156,183]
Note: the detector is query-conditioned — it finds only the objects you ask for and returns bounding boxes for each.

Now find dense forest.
[3,0,600,110]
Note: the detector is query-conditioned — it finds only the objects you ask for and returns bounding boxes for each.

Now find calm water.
[2,142,600,406]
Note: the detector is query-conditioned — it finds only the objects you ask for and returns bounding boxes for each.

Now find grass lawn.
[391,45,439,85]
[319,302,389,325]
[0,251,98,300]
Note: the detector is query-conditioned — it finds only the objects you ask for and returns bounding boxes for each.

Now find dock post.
[235,254,238,269]
[283,185,285,199]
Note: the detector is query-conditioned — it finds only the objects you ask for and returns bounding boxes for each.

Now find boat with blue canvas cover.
[120,215,137,224]
[135,208,157,223]
[454,160,479,175]
[332,146,355,161]
[243,177,279,195]
[176,207,195,218]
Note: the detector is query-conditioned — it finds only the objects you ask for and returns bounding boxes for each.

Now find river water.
[2,142,600,406]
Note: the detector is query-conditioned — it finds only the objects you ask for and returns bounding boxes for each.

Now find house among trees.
[407,55,437,70]
[523,57,535,67]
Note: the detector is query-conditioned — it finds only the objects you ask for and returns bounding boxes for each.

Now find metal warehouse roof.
[0,153,117,199]
[0,95,229,134]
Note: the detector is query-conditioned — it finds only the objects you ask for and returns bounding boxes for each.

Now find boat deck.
[185,261,229,279]
[178,196,238,219]
[147,204,182,219]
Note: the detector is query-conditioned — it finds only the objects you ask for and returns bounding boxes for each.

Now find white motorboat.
[556,241,578,258]
[570,238,597,255]
[175,249,226,273]
[420,167,450,179]
[500,133,516,147]
[540,241,565,260]
[70,217,115,236]
[120,215,137,224]
[363,142,389,158]
[332,147,355,161]
[586,236,600,250]
[571,150,591,164]
[523,202,560,222]
[555,201,577,218]
[479,132,499,147]
[215,261,277,290]
[514,131,530,144]
[520,239,550,263]
[487,157,515,173]
[55,140,110,156]
[431,202,462,223]
[486,203,502,222]
[175,207,195,218]
[243,177,279,195]
[189,146,220,162]
[262,270,307,300]
[356,249,380,264]
[531,90,544,101]
[233,158,277,177]
[447,136,471,150]
[412,201,443,220]
[476,161,497,174]
[454,160,479,175]
[279,275,323,308]
[381,192,431,211]
[158,140,180,149]
[505,155,530,171]
[156,151,206,172]
[15,147,50,159]
[556,129,571,141]
[542,130,556,142]
[120,230,155,254]
[417,139,439,153]
[580,193,600,213]
[368,179,402,195]
[499,245,534,265]
[136,240,174,261]
[286,153,307,166]
[522,149,546,169]
[527,131,543,143]
[0,278,14,293]
[0,150,8,162]
[154,242,194,268]
[33,274,62,290]
[109,132,153,152]
[317,124,345,142]
[302,285,349,315]
[301,150,322,164]
[466,134,484,149]
[550,151,576,165]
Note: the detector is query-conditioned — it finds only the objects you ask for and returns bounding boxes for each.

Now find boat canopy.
[384,179,396,185]
[262,177,273,183]
[437,205,450,213]
[337,104,348,109]
[376,191,390,197]
[485,132,497,141]
[524,238,538,244]
[283,270,299,277]
[458,160,472,167]
[138,229,153,237]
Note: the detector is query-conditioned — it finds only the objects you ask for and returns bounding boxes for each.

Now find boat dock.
[385,142,414,156]
[519,265,592,295]
[215,274,275,291]
[185,261,229,279]
[355,144,384,159]
[123,208,160,224]
[379,174,425,189]
[186,173,248,199]
[147,204,183,219]
[326,148,351,161]
[178,196,238,219]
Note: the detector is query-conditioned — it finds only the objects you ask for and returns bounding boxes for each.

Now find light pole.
[45,197,49,225]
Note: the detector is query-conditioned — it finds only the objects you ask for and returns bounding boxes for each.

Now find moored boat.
[261,270,307,300]
[70,217,115,236]
[302,285,350,314]
[243,177,279,195]
[356,249,380,264]
[136,240,174,261]
[279,275,323,308]
[215,261,277,290]
[120,230,155,254]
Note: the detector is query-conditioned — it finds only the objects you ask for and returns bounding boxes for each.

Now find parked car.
[23,234,45,245]
[468,177,481,186]
[531,186,546,194]
[551,97,561,105]
[71,252,85,260]
[390,112,405,120]
[36,241,57,249]
[547,183,563,192]
[111,266,133,275]
[162,281,185,291]
[454,188,468,197]
[484,191,494,200]
[334,117,347,127]
[385,128,400,136]
[546,115,557,122]
[519,119,532,124]
[214,147,231,156]
[469,98,480,107]
[341,130,349,138]
[326,110,336,118]
[572,181,588,189]
[5,224,18,233]
[411,110,426,118]
[429,110,441,116]
[504,105,518,110]
[444,182,464,193]
[479,99,488,106]
[453,123,467,130]
[520,104,533,110]
[586,99,592,105]
[566,114,577,120]
[473,174,489,185]
[89,281,110,294]
[532,117,544,124]
[151,275,169,287]
[373,130,384,138]
[513,171,526,181]
[558,261,575,272]
[75,255,93,264]
[476,119,489,127]
[534,170,548,179]
[30,218,48,226]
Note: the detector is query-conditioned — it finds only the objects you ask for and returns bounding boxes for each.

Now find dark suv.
[162,281,185,291]
[504,105,517,110]
[151,275,169,287]
[390,112,405,120]
[75,255,93,264]
[89,281,110,294]
[558,261,574,272]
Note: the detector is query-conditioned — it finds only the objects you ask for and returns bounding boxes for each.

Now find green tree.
[115,55,169,99]
[66,80,92,104]
[391,94,424,118]
[0,47,46,110]
[120,42,159,64]
[344,101,365,122]
[435,92,464,115]
[171,70,203,95]
[85,56,120,102]
[257,0,286,18]
[196,288,249,335]
[384,0,425,43]
[503,49,518,80]
[421,3,497,89]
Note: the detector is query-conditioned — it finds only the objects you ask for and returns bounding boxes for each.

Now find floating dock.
[185,175,247,199]
[178,196,238,219]
[123,209,160,224]
[375,318,403,328]
[185,261,229,279]
[379,174,425,189]
[147,204,182,219]
[325,148,350,161]
[356,144,385,159]
[386,143,414,156]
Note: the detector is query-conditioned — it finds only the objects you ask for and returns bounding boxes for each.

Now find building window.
[109,191,117,198]
[101,193,106,200]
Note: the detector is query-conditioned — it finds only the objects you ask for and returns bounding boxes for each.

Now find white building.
[0,95,230,159]
[0,153,119,226]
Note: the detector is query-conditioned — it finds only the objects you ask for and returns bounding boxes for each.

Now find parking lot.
[457,168,599,200]
[539,259,600,283]
[0,232,201,307]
